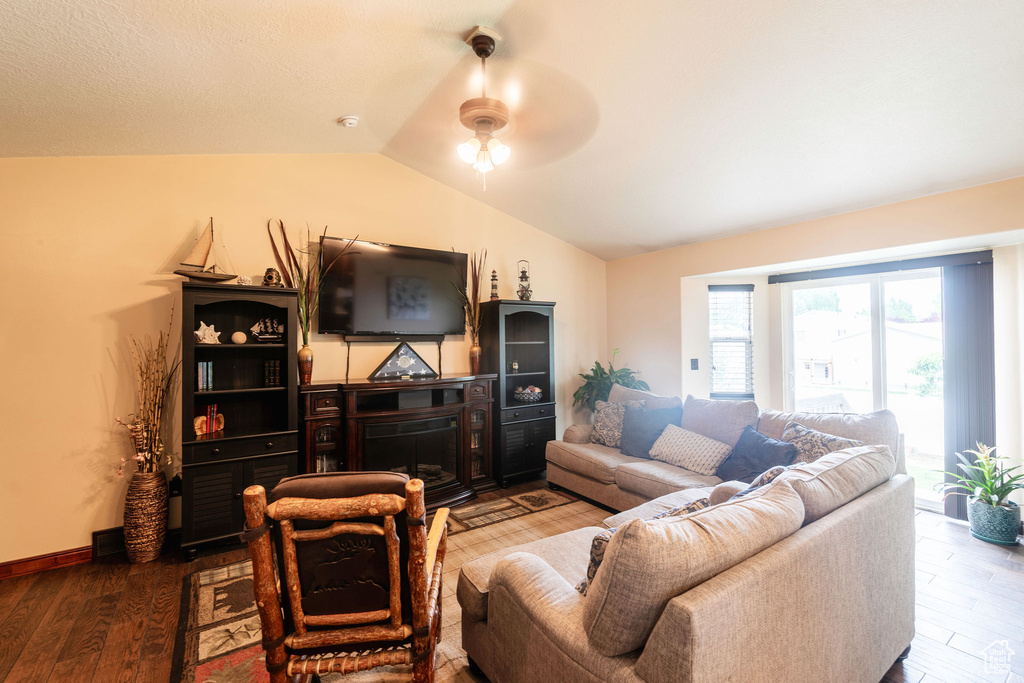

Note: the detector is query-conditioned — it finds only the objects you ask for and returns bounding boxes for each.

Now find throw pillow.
[590,400,645,448]
[782,422,864,465]
[575,497,711,596]
[728,464,792,500]
[715,425,798,483]
[649,424,732,476]
[620,404,684,458]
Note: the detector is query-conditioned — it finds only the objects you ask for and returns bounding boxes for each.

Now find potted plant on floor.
[572,348,650,413]
[936,443,1023,546]
[115,307,180,563]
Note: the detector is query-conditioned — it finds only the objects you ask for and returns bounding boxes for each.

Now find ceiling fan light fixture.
[457,26,511,186]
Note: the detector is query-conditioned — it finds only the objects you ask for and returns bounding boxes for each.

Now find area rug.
[171,497,605,683]
[445,489,577,533]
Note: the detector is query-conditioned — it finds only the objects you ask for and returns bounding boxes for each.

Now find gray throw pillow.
[620,404,684,458]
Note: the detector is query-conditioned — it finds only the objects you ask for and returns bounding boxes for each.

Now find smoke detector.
[337,115,359,128]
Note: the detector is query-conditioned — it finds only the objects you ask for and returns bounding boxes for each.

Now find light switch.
[690,359,699,370]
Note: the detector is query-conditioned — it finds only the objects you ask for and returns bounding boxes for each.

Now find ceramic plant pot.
[124,470,168,563]
[298,344,313,384]
[469,343,482,375]
[967,497,1021,545]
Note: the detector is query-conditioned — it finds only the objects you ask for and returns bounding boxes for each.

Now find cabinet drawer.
[468,382,490,400]
[501,403,555,423]
[184,432,298,465]
[306,391,341,416]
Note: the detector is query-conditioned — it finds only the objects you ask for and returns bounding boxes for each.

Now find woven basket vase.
[124,470,168,563]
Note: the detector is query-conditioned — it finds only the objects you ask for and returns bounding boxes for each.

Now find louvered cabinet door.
[183,461,244,544]
[499,422,529,483]
[246,454,298,496]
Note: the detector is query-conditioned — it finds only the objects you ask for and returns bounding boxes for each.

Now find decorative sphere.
[231,331,247,345]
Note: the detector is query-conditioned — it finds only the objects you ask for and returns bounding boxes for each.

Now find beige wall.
[608,177,1024,399]
[0,154,607,563]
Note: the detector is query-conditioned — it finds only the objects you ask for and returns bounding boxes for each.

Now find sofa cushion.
[546,440,648,485]
[576,498,710,596]
[709,480,748,505]
[715,425,797,482]
[620,404,684,459]
[649,424,732,475]
[782,422,864,464]
[758,408,899,457]
[603,487,718,527]
[590,400,645,448]
[457,526,598,622]
[680,394,759,447]
[778,445,896,524]
[614,460,722,499]
[582,481,805,656]
[609,384,683,411]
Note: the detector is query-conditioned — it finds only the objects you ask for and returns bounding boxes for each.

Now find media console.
[299,374,498,509]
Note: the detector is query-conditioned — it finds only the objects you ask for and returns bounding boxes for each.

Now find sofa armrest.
[563,424,594,444]
[709,481,747,505]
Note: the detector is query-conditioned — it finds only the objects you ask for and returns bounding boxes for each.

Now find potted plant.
[115,307,180,563]
[572,348,650,413]
[453,249,486,375]
[936,443,1023,545]
[268,220,356,383]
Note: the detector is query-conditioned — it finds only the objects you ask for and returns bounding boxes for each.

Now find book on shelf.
[197,361,213,391]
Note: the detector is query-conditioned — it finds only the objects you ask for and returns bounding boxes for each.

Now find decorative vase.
[967,498,1021,545]
[298,344,313,384]
[123,470,168,563]
[469,343,482,375]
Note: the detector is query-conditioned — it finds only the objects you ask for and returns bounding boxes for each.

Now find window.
[708,284,754,399]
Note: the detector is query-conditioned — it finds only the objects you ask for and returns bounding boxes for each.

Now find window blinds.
[708,285,754,399]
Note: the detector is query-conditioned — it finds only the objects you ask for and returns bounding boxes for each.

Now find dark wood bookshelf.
[180,283,299,558]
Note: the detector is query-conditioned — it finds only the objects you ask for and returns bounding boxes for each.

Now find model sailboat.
[174,218,237,282]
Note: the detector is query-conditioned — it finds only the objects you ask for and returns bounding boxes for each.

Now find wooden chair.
[241,471,449,682]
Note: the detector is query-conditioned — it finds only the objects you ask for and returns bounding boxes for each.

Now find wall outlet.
[690,358,699,370]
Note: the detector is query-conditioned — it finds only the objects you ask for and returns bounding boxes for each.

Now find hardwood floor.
[1,497,1021,682]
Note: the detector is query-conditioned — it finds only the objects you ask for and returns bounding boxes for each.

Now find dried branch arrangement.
[453,249,487,344]
[116,305,180,476]
[268,219,357,345]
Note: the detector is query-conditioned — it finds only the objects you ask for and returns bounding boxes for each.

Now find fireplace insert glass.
[363,415,459,490]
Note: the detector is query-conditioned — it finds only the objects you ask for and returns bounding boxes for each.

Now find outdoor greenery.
[572,348,650,412]
[935,443,1024,507]
[908,352,943,398]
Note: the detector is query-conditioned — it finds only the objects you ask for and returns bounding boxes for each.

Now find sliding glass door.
[785,269,945,508]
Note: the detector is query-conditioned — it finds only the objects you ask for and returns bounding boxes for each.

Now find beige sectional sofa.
[457,443,915,683]
[545,385,904,512]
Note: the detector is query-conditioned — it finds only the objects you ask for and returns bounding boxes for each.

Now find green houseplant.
[936,443,1023,545]
[572,348,650,413]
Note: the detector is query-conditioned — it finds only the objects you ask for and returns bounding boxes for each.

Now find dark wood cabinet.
[180,283,299,556]
[299,375,497,509]
[480,300,556,486]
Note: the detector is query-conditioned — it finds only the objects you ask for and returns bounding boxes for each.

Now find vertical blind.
[942,261,996,521]
[709,284,754,399]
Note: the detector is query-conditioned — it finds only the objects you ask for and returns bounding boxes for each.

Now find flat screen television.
[318,238,468,339]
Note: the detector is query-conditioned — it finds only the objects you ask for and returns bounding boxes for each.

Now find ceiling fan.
[456,26,511,188]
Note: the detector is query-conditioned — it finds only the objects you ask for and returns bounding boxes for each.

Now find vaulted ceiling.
[2,1,1022,259]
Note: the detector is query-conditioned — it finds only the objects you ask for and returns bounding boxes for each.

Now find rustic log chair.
[241,471,449,683]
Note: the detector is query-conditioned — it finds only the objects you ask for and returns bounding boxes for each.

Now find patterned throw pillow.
[590,400,645,448]
[782,422,864,465]
[576,497,711,596]
[728,464,792,500]
[649,424,733,476]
